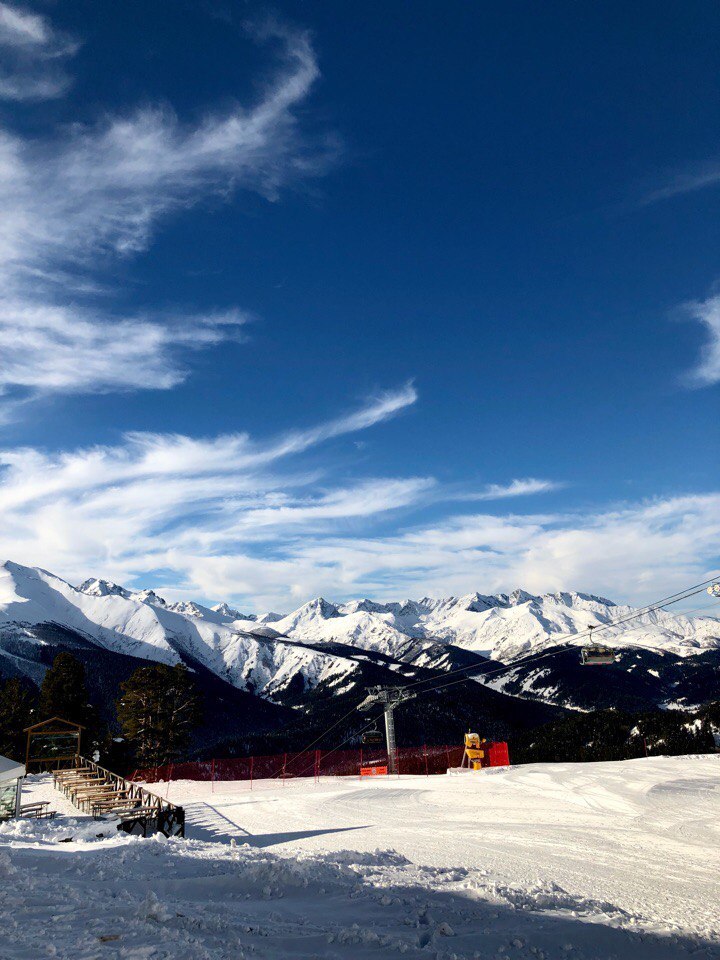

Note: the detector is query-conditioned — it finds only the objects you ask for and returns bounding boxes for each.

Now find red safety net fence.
[133,743,474,785]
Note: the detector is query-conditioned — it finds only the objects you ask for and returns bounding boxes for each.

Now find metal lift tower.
[357,686,416,775]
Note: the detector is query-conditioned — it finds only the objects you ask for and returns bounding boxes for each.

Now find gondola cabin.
[361,729,384,746]
[581,645,616,665]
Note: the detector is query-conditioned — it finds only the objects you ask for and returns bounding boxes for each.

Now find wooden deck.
[53,757,185,837]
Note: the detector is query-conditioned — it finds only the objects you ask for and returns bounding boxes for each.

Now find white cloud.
[0,2,77,101]
[0,17,331,403]
[643,160,720,205]
[0,303,247,394]
[0,387,714,610]
[681,294,720,387]
[464,478,565,500]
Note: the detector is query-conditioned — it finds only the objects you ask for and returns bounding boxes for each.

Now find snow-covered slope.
[274,598,436,660]
[5,755,719,959]
[0,561,357,701]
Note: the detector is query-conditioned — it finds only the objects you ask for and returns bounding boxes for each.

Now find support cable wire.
[268,699,368,779]
[258,576,719,777]
[393,579,718,697]
[275,715,384,783]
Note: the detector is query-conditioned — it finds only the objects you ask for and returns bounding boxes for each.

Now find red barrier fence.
[133,742,509,785]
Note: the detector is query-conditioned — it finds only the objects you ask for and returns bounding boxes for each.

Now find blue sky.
[0,1,718,610]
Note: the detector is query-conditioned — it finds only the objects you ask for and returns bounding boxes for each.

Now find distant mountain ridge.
[0,561,718,726]
[267,588,720,662]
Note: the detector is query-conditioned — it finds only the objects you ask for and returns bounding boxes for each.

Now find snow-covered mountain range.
[264,589,720,661]
[0,562,357,702]
[0,560,718,709]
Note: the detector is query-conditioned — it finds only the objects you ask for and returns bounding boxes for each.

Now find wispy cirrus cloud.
[462,478,565,501]
[0,1,78,100]
[0,304,248,394]
[0,386,423,579]
[0,11,333,406]
[642,159,720,206]
[680,293,720,387]
[0,384,601,609]
[0,381,713,611]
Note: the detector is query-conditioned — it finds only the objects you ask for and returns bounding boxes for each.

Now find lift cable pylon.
[357,686,416,775]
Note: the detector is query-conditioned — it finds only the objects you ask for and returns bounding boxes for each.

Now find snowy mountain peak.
[291,597,340,622]
[457,592,496,612]
[337,598,388,615]
[165,600,206,618]
[545,590,618,609]
[212,602,254,621]
[132,589,167,607]
[508,588,536,606]
[77,577,128,599]
[77,577,168,608]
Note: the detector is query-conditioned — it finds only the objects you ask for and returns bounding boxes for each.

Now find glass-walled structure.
[24,717,83,771]
[0,755,25,819]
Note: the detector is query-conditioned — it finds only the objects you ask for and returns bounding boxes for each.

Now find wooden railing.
[53,756,185,838]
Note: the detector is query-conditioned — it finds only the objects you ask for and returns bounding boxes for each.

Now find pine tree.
[38,652,93,727]
[116,663,201,767]
[0,677,38,759]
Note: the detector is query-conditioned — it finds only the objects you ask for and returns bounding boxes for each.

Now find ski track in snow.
[1,755,718,959]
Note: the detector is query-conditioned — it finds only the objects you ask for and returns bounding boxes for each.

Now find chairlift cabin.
[361,727,384,746]
[581,645,616,665]
[580,624,616,665]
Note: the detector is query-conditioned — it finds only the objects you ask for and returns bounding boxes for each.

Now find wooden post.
[359,747,363,780]
[282,752,287,785]
[314,749,320,784]
[249,755,254,791]
[424,743,429,777]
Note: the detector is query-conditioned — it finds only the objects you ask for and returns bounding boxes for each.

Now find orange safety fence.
[132,742,477,785]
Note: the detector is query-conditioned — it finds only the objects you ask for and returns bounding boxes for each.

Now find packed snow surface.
[2,756,718,958]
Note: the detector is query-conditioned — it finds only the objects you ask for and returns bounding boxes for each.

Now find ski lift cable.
[396,585,720,704]
[265,577,719,772]
[276,714,384,782]
[658,598,720,619]
[268,699,370,776]
[393,579,716,697]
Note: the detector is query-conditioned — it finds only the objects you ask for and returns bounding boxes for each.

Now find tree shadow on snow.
[184,801,371,847]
